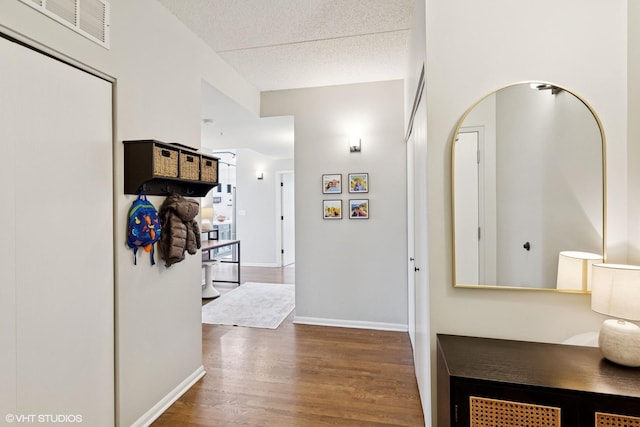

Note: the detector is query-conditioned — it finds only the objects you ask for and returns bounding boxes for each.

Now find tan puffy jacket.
[158,194,201,267]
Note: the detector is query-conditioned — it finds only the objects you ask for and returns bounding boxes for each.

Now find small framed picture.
[323,200,343,219]
[348,173,369,193]
[349,199,369,219]
[322,174,342,194]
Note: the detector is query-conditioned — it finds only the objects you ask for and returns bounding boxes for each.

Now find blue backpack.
[127,192,161,265]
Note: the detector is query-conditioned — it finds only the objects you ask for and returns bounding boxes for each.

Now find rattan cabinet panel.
[123,139,218,196]
[470,396,561,427]
[596,412,640,427]
[437,334,640,427]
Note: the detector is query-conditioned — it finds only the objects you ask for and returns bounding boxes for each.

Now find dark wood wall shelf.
[437,334,640,426]
[123,139,219,197]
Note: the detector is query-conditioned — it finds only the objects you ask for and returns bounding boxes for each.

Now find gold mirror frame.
[451,81,607,292]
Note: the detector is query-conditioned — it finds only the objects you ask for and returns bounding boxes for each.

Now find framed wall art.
[348,173,368,193]
[322,174,342,194]
[323,199,342,219]
[349,199,369,219]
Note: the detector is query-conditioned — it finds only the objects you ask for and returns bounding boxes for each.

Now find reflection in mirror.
[452,82,605,292]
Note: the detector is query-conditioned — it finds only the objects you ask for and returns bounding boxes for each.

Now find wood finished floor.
[153,265,425,426]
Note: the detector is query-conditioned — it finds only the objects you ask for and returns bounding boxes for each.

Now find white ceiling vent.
[18,0,110,49]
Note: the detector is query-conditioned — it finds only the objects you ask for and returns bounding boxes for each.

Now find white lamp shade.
[591,263,640,321]
[556,251,602,291]
[200,207,214,231]
[201,207,214,221]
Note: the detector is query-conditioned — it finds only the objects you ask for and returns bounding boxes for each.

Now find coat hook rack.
[123,140,220,197]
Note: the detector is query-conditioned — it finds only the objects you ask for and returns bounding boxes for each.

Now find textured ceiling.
[155,0,414,157]
[156,0,413,91]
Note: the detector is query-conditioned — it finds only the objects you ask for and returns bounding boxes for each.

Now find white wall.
[629,3,640,264]
[422,0,628,422]
[236,148,294,266]
[262,80,408,330]
[0,1,260,425]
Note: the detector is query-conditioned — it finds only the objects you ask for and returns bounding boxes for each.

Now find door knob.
[415,267,420,272]
[523,242,531,251]
[409,257,415,261]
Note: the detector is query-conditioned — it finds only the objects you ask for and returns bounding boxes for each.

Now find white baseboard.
[131,365,206,427]
[293,316,408,332]
[242,262,280,267]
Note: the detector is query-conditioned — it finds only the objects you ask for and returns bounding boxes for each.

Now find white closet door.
[0,36,18,419]
[0,36,114,425]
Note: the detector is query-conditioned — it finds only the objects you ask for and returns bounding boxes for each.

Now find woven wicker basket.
[153,146,179,178]
[179,152,200,180]
[201,158,218,183]
[596,412,640,427]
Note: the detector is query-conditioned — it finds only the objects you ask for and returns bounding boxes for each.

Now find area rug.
[202,282,295,329]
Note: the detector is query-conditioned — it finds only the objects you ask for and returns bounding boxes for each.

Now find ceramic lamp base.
[599,319,640,367]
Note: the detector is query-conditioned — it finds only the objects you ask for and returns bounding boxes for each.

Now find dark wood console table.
[437,334,640,427]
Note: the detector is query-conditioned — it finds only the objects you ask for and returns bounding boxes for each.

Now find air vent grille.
[18,0,110,49]
[46,0,77,26]
[79,0,107,42]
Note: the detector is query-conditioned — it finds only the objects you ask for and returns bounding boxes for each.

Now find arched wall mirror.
[451,81,606,292]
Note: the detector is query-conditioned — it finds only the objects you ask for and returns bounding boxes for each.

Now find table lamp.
[591,263,640,367]
[556,251,603,291]
[201,206,214,231]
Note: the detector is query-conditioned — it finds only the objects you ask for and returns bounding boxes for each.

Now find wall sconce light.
[591,263,640,367]
[530,82,562,95]
[256,170,264,180]
[349,137,361,153]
